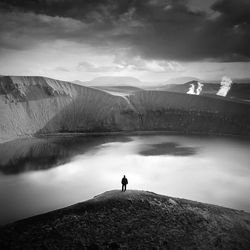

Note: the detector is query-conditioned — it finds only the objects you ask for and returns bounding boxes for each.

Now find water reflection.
[0,135,131,175]
[0,135,250,225]
[139,142,197,156]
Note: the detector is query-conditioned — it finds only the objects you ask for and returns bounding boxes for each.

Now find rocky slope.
[128,90,250,135]
[1,75,250,141]
[0,190,250,250]
[0,75,134,140]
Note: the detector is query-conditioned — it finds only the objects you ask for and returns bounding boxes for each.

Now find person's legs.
[122,184,124,192]
[124,184,126,191]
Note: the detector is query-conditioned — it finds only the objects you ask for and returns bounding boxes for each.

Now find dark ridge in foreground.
[1,190,250,250]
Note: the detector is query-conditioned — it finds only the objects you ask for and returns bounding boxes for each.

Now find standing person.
[121,175,128,192]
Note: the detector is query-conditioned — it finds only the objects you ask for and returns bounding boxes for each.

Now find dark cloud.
[0,0,249,62]
[0,11,87,50]
[196,0,250,61]
[212,0,250,25]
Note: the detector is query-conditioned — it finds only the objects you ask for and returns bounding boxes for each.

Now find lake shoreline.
[16,130,250,140]
[1,130,250,144]
[35,130,250,145]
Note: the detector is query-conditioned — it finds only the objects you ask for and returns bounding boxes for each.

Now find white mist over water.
[216,76,232,97]
[0,135,250,225]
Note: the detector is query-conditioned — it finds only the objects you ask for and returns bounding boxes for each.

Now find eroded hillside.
[0,76,137,140]
[128,90,250,135]
[0,75,250,141]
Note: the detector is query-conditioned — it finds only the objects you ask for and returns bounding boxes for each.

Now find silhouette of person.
[121,175,128,192]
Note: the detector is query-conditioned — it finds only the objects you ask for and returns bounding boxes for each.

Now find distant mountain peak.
[164,76,201,85]
[88,76,142,86]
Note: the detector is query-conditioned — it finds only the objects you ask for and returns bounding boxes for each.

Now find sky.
[0,0,250,83]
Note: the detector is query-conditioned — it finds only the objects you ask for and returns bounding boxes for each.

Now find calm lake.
[0,134,250,225]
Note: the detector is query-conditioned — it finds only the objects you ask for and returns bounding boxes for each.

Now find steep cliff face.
[0,76,137,140]
[0,76,76,139]
[128,91,250,135]
[0,75,250,141]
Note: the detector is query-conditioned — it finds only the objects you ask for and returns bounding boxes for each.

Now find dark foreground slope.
[0,190,250,250]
